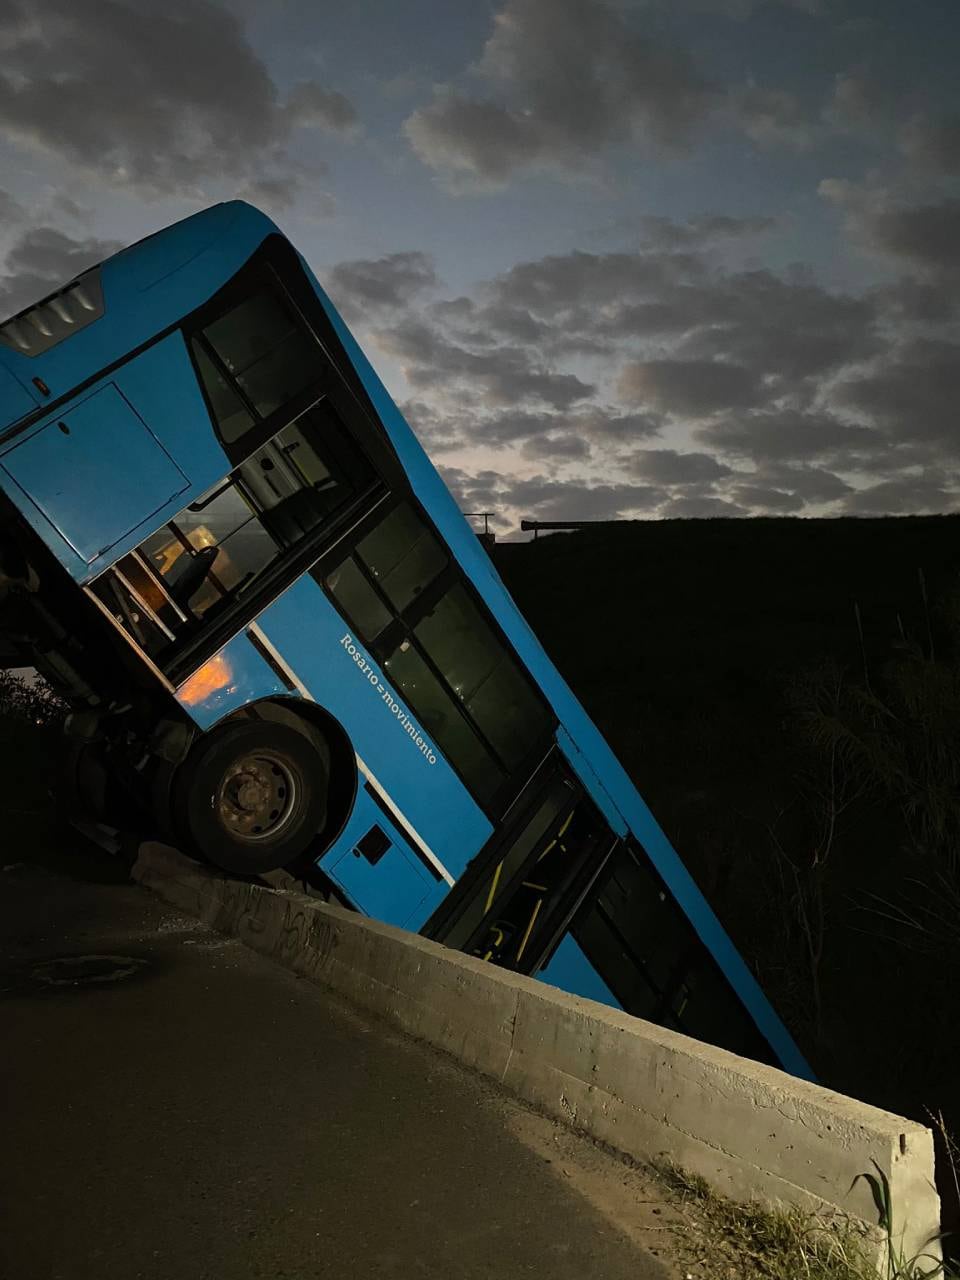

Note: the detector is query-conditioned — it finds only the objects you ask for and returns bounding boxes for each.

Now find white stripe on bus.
[246,621,455,886]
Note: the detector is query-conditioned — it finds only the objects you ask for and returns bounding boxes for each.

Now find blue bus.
[0,201,811,1079]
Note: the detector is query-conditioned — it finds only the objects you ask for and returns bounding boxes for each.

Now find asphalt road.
[1,831,677,1280]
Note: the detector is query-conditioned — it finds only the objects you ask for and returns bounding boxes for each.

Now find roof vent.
[0,268,105,357]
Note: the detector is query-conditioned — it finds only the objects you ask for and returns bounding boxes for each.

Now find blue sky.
[1,0,959,532]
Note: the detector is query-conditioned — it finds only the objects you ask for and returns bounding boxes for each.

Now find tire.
[55,738,109,824]
[170,720,329,875]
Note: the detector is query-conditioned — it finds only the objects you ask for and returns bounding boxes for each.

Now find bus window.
[90,570,170,662]
[413,584,497,704]
[324,558,393,643]
[90,398,374,669]
[324,502,555,814]
[601,848,690,992]
[197,289,324,432]
[355,504,447,613]
[241,403,373,536]
[147,485,276,609]
[414,585,549,771]
[191,340,254,443]
[383,641,504,804]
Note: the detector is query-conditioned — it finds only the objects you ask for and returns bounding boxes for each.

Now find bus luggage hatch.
[1,383,189,566]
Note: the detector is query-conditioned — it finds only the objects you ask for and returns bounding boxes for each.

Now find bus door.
[2,385,190,569]
[423,750,619,976]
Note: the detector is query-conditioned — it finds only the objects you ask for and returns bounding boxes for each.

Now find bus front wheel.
[171,720,329,875]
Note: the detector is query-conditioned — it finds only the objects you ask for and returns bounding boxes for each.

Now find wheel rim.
[215,749,299,843]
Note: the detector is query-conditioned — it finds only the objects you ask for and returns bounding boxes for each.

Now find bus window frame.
[183,244,404,488]
[87,383,392,688]
[316,493,558,821]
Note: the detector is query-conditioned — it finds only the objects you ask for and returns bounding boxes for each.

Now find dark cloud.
[0,0,356,198]
[503,474,664,520]
[747,464,853,504]
[820,180,960,279]
[865,201,960,277]
[489,248,704,316]
[240,175,305,214]
[402,398,658,461]
[404,0,716,186]
[325,252,439,323]
[462,408,561,447]
[726,483,805,512]
[519,434,591,462]
[870,277,959,328]
[570,408,664,444]
[439,299,552,347]
[376,318,595,410]
[48,195,92,223]
[439,466,665,524]
[404,97,540,187]
[696,410,881,466]
[841,475,958,516]
[628,448,732,484]
[0,188,25,224]
[437,466,506,513]
[478,251,880,394]
[618,358,765,417]
[351,222,957,522]
[400,399,460,451]
[832,340,960,444]
[733,85,813,150]
[381,240,896,503]
[672,271,881,385]
[822,69,894,135]
[282,83,359,134]
[899,113,960,176]
[0,226,125,317]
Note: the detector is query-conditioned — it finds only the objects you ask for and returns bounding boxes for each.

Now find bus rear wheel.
[171,720,329,876]
[55,738,109,824]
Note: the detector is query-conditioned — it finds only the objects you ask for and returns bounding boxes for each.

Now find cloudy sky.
[1,0,959,533]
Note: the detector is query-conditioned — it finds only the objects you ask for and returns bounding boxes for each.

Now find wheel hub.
[216,750,298,842]
[236,775,269,811]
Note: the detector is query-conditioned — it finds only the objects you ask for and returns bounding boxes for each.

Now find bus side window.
[199,290,323,427]
[355,504,447,612]
[191,339,254,443]
[382,641,504,804]
[323,500,555,814]
[93,401,376,670]
[572,842,693,1018]
[325,557,393,643]
[414,585,551,771]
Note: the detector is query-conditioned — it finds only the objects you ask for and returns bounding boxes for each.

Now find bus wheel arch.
[167,698,357,876]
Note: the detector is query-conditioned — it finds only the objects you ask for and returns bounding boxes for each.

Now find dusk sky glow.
[1,0,959,534]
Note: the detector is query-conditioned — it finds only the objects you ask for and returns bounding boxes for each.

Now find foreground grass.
[646,1158,954,1280]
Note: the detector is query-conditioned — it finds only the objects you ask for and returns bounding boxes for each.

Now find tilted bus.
[0,201,812,1079]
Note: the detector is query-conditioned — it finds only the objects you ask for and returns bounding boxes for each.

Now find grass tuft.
[645,1157,956,1280]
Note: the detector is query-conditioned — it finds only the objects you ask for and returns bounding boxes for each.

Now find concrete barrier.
[133,842,941,1269]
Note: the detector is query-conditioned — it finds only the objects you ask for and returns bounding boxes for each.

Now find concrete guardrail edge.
[132,841,941,1268]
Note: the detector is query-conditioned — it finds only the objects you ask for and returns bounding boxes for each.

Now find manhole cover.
[29,954,148,987]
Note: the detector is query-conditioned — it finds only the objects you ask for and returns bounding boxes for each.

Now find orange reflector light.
[177,653,234,707]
